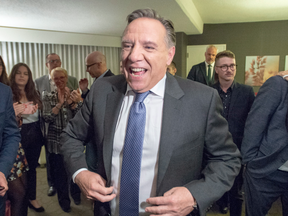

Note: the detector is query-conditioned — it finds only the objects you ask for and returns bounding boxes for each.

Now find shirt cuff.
[72,168,88,183]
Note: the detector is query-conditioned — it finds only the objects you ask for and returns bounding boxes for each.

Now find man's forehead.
[122,17,165,39]
[48,54,60,60]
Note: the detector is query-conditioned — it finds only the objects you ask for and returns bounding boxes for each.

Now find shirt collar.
[125,74,166,98]
[215,81,235,92]
[205,61,215,67]
[98,69,109,79]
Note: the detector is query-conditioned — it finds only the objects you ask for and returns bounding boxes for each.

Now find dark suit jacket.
[82,69,114,172]
[241,76,288,178]
[0,83,21,177]
[81,69,114,99]
[61,73,241,216]
[187,61,215,86]
[212,82,255,149]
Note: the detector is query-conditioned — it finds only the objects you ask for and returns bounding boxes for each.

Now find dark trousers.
[244,168,288,216]
[21,121,43,200]
[0,195,6,216]
[45,144,54,187]
[49,153,70,207]
[217,166,243,216]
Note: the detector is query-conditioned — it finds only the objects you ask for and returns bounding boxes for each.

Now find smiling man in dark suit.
[60,9,241,216]
[187,45,218,86]
[212,50,255,215]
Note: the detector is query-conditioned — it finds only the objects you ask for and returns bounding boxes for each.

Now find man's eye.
[123,44,132,49]
[145,46,154,50]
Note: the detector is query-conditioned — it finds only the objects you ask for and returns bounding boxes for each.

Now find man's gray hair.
[206,45,218,52]
[126,8,176,48]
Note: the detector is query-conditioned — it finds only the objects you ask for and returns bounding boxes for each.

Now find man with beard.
[212,50,255,215]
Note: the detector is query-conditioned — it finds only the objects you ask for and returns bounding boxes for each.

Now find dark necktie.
[119,91,150,215]
[208,64,212,82]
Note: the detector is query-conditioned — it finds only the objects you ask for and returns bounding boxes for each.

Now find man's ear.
[166,46,175,65]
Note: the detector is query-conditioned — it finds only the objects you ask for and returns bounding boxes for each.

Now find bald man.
[79,51,114,172]
[79,51,114,99]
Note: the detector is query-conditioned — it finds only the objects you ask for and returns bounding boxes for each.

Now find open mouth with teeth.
[130,68,147,77]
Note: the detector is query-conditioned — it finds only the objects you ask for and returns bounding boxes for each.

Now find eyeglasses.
[86,62,101,69]
[216,64,237,71]
[47,59,61,64]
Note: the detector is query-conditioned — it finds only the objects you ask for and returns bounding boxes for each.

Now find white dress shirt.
[110,75,166,215]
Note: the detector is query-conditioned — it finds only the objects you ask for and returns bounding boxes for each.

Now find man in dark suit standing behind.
[212,50,255,215]
[187,45,217,86]
[60,9,241,216]
[0,82,20,215]
[79,51,114,172]
[79,51,114,99]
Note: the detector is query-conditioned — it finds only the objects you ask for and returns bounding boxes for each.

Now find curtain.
[0,41,122,87]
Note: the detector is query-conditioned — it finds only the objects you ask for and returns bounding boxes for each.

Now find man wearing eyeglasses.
[212,50,255,216]
[79,51,114,99]
[187,45,217,86]
[35,53,80,206]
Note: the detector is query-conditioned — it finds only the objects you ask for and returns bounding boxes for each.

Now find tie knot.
[134,91,150,103]
[208,64,211,68]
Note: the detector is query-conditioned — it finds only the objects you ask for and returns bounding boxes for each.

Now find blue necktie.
[119,91,150,216]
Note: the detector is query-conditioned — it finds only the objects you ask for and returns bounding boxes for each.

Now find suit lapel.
[200,62,208,84]
[103,77,126,185]
[156,74,184,192]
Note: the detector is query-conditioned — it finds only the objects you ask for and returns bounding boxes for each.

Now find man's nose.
[129,45,143,62]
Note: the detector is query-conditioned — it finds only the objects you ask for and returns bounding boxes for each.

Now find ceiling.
[1,0,288,37]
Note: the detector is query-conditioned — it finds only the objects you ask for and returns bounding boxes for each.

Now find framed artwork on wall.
[285,55,288,71]
[245,55,279,86]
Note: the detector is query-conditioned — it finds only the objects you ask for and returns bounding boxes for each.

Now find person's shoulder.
[68,75,77,80]
[35,75,48,82]
[174,74,214,93]
[106,69,114,76]
[234,82,253,91]
[195,61,205,66]
[0,82,11,93]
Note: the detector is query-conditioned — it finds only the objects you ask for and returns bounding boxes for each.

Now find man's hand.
[0,172,8,197]
[145,187,195,216]
[278,70,288,81]
[75,170,116,202]
[79,78,89,92]
[70,88,83,103]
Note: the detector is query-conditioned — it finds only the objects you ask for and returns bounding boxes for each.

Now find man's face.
[85,55,102,78]
[205,47,217,64]
[46,54,61,74]
[215,57,236,82]
[121,17,175,93]
[167,64,177,76]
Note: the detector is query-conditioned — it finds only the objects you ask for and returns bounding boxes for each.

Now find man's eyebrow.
[143,41,158,47]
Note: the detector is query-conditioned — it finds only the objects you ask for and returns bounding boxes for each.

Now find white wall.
[0,26,121,47]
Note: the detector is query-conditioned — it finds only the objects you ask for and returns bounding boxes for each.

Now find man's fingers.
[145,204,169,215]
[147,196,171,206]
